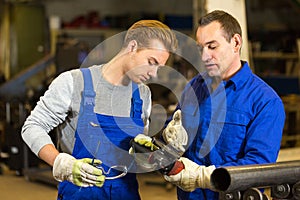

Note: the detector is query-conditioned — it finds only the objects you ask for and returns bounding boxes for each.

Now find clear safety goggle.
[95,165,128,180]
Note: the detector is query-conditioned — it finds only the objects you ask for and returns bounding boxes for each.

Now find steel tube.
[211,160,300,192]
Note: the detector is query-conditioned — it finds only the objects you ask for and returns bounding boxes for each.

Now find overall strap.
[130,82,143,118]
[72,68,96,158]
[80,68,96,113]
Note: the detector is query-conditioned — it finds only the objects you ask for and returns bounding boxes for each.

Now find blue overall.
[57,68,144,200]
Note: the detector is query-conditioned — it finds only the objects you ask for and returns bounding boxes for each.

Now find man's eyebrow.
[205,40,217,46]
[197,40,217,47]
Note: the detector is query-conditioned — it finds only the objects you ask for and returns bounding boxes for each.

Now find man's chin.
[207,70,219,77]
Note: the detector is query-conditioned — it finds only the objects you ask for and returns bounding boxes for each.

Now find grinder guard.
[130,137,184,175]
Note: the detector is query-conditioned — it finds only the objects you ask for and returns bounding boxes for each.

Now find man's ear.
[232,34,242,53]
[128,40,138,52]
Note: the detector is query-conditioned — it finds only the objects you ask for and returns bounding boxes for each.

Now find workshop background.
[0,0,299,199]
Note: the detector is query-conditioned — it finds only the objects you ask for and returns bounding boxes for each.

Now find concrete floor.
[0,147,299,200]
[0,164,177,200]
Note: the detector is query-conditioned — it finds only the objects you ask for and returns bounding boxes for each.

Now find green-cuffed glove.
[53,153,105,187]
[134,134,159,151]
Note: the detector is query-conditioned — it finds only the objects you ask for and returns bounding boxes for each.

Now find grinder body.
[130,138,184,175]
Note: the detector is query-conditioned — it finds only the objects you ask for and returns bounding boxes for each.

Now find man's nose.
[201,49,211,62]
[148,66,159,78]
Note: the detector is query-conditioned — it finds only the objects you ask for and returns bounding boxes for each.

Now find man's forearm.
[38,144,60,166]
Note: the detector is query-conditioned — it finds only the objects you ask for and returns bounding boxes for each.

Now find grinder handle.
[130,139,152,153]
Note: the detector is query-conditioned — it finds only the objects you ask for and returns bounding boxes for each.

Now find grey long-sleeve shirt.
[21,65,151,156]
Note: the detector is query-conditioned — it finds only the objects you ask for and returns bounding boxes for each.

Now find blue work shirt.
[177,61,286,200]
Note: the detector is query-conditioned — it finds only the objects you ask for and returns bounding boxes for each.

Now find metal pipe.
[211,160,300,192]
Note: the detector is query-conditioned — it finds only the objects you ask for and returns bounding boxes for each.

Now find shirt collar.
[228,61,252,91]
[198,61,252,91]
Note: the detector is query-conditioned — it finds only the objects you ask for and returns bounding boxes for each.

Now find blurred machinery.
[0,1,56,183]
[281,95,300,147]
[0,55,56,175]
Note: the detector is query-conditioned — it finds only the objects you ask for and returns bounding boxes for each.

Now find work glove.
[162,110,188,152]
[53,153,105,187]
[129,134,159,153]
[164,157,216,192]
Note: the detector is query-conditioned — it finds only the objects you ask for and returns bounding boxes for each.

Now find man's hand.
[162,110,188,152]
[131,134,159,152]
[164,157,216,192]
[53,153,105,187]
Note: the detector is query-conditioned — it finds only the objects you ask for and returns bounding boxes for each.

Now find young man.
[164,10,285,200]
[21,20,177,200]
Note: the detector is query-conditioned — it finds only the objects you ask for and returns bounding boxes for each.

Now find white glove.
[53,153,105,187]
[162,110,188,152]
[164,157,216,192]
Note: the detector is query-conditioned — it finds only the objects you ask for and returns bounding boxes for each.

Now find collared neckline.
[227,61,252,91]
[196,61,252,91]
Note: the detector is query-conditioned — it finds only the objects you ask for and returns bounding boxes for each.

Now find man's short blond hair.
[123,20,178,53]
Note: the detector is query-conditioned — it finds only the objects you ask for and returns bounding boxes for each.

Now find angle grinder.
[130,137,184,175]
